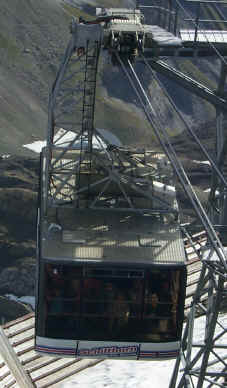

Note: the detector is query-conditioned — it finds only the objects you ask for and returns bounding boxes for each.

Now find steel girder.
[169,261,227,388]
[44,21,178,218]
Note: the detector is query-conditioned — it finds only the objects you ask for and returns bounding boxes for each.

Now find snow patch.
[193,160,211,165]
[60,315,227,387]
[5,294,35,310]
[23,128,121,153]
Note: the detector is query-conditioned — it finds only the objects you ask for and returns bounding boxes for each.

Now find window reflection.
[42,264,184,342]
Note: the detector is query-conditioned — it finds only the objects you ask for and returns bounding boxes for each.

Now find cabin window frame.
[36,261,186,343]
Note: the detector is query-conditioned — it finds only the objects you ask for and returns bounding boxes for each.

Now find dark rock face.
[0,156,38,296]
[0,260,36,297]
[0,0,71,156]
[0,296,31,324]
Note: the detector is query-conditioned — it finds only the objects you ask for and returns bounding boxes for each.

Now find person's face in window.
[151,293,158,308]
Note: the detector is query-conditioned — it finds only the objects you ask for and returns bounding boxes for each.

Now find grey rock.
[0,261,36,296]
[0,296,31,324]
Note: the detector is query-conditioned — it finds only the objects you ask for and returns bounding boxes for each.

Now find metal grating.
[180,29,227,43]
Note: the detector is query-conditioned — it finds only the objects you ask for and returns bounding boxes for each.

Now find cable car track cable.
[141,53,227,190]
[116,52,227,274]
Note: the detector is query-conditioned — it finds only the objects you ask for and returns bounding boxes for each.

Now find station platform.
[145,28,227,57]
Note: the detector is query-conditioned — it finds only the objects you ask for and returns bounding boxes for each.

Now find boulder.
[0,259,36,296]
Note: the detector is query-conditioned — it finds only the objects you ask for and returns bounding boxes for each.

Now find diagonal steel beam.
[147,58,227,112]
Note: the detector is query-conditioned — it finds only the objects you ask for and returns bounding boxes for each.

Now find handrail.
[0,326,34,388]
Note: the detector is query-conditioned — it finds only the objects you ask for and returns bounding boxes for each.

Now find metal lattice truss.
[170,260,227,388]
[44,23,104,213]
[43,145,179,217]
[47,22,102,147]
[43,22,179,219]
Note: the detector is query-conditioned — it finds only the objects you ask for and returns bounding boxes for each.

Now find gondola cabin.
[35,147,187,360]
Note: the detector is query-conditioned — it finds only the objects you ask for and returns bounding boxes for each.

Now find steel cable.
[116,52,227,273]
[174,0,227,66]
[141,54,227,189]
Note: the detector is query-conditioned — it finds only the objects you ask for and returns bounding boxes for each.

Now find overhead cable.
[141,54,227,190]
[116,52,227,273]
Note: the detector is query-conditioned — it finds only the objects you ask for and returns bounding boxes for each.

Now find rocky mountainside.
[0,0,224,156]
[0,156,38,296]
[0,0,69,155]
[0,0,152,157]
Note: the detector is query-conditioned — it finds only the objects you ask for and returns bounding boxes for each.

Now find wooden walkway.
[0,314,102,388]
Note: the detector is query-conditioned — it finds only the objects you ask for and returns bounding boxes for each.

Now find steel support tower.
[42,19,179,241]
[41,0,227,385]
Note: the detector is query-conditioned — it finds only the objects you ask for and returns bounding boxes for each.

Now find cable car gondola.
[35,146,187,361]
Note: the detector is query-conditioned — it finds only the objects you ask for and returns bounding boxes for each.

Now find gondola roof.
[41,209,186,265]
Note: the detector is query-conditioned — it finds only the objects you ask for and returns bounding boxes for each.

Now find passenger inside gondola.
[129,279,143,318]
[65,278,81,313]
[43,263,184,342]
[112,290,130,336]
[45,265,66,337]
[47,287,64,314]
[102,281,116,332]
[84,277,102,313]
